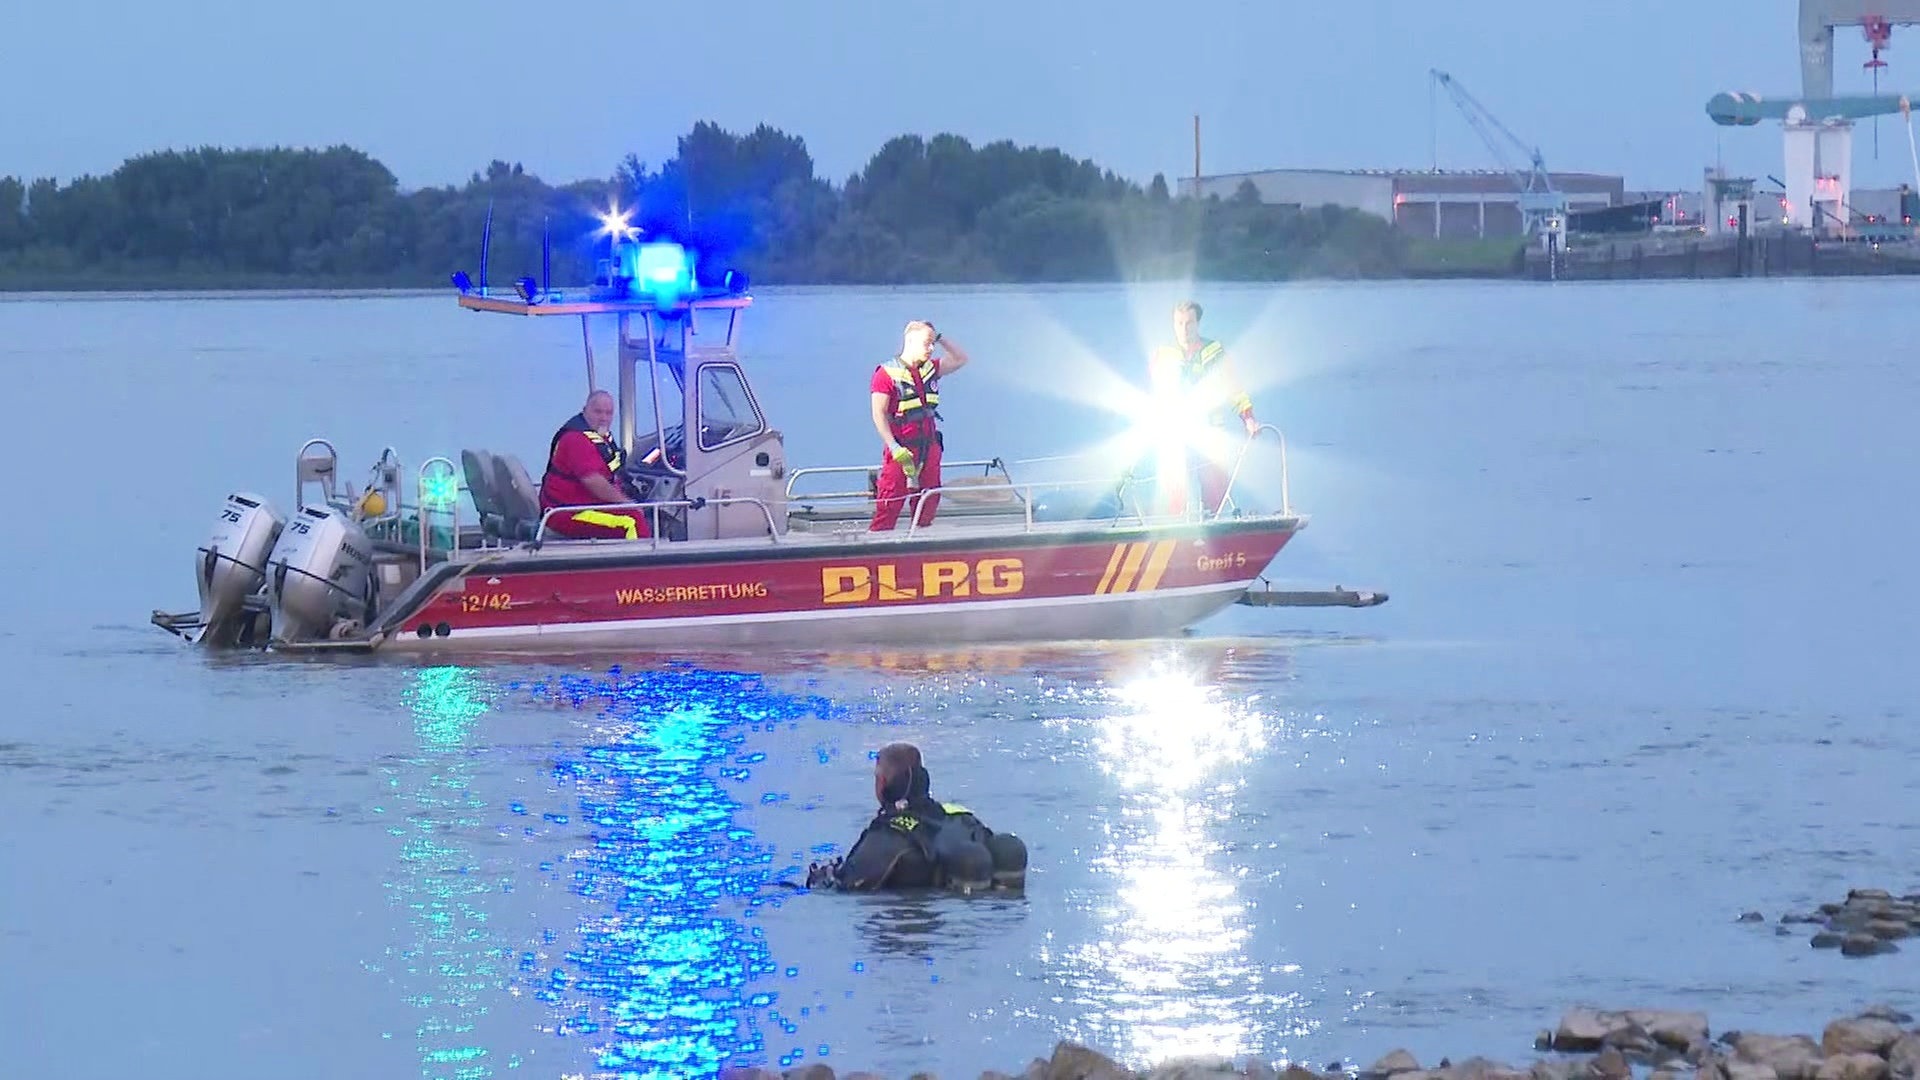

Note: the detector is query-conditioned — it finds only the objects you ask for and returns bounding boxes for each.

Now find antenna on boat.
[479,200,494,295]
[541,214,552,296]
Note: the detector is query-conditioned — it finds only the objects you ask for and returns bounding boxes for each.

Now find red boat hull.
[376,518,1301,651]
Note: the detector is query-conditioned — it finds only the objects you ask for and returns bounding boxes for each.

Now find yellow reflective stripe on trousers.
[570,509,638,539]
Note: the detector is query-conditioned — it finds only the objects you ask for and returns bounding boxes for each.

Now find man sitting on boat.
[869,321,971,531]
[1151,300,1262,516]
[806,742,1027,893]
[537,389,653,540]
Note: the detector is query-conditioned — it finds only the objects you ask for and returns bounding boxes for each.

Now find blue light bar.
[615,240,696,306]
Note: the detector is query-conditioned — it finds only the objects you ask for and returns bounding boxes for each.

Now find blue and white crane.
[1429,68,1569,241]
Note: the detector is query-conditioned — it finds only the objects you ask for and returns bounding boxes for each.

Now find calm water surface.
[2,279,1918,1079]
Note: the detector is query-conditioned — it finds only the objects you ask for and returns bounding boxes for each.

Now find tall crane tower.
[1429,69,1570,240]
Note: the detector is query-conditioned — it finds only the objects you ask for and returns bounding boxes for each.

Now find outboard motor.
[196,492,285,647]
[264,503,376,643]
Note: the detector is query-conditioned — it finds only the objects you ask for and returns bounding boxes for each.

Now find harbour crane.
[1429,68,1570,238]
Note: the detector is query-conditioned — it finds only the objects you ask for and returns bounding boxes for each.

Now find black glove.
[805,858,843,890]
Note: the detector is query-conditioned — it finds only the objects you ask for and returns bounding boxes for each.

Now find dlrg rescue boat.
[150,229,1385,655]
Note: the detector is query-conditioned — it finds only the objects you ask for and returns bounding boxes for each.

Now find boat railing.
[782,427,1292,533]
[532,496,783,548]
[1219,424,1291,518]
[898,474,1166,537]
[783,456,1015,502]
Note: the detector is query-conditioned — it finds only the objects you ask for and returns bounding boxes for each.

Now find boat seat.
[460,448,512,539]
[489,453,544,542]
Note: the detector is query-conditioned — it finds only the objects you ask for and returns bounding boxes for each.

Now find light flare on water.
[1054,652,1323,1066]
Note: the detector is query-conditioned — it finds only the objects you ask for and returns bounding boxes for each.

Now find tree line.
[0,122,1434,289]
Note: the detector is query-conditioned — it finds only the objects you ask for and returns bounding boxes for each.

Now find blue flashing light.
[450,270,472,294]
[618,240,697,307]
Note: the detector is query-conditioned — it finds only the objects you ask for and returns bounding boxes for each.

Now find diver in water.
[806,742,1028,893]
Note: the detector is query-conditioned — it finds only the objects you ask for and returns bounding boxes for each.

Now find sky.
[9,0,1920,195]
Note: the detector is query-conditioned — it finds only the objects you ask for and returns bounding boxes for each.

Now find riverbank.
[0,261,1513,294]
[724,1000,1920,1080]
[1525,233,1920,280]
[15,234,1920,292]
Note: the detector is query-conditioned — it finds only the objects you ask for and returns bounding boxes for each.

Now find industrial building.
[1175,169,1625,239]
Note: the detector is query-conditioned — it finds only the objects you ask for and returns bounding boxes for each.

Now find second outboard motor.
[265,504,376,644]
[196,492,285,647]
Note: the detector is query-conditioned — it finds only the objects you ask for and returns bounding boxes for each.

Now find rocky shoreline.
[718,1001,1920,1080]
[1755,887,1920,958]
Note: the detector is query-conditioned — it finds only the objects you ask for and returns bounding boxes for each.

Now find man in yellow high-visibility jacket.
[1149,300,1261,516]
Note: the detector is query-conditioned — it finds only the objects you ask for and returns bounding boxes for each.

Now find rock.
[785,1066,838,1080]
[1606,1028,1662,1061]
[1850,889,1894,902]
[1841,934,1898,957]
[1812,932,1846,949]
[1783,913,1825,925]
[1733,1034,1822,1080]
[1556,1009,1621,1051]
[979,1072,1018,1080]
[906,1073,938,1080]
[1866,920,1912,940]
[1535,1032,1555,1052]
[1044,1041,1134,1080]
[1729,1063,1783,1080]
[1243,1065,1282,1080]
[1140,1057,1239,1079]
[1741,912,1766,923]
[1365,1052,1421,1079]
[1650,1070,1687,1080]
[1529,1062,1582,1080]
[1815,1056,1888,1080]
[1593,1049,1632,1080]
[1548,1009,1710,1053]
[1887,1035,1920,1080]
[1435,1056,1526,1080]
[1823,1018,1907,1056]
[722,1069,783,1080]
[1857,1004,1913,1024]
[1614,1011,1712,1052]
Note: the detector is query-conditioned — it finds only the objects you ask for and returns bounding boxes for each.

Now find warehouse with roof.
[1175,168,1626,239]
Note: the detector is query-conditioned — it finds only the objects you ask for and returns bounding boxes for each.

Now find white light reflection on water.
[1055,649,1319,1067]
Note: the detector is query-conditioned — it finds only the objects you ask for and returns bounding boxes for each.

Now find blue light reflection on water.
[511,664,841,1079]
